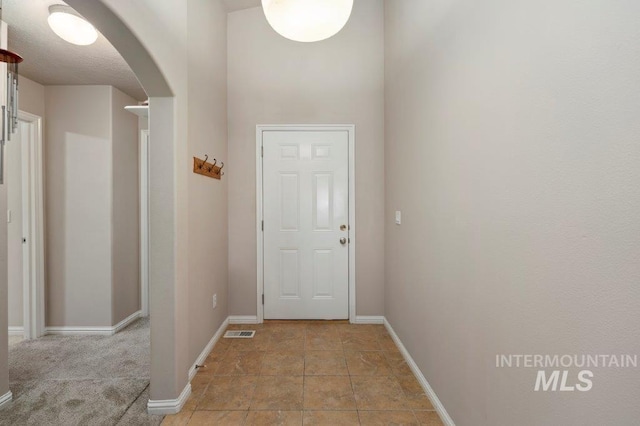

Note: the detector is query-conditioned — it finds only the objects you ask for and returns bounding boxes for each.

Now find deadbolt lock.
[340,224,349,231]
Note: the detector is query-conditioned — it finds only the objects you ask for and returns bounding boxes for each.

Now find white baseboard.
[45,310,142,336]
[384,318,455,426]
[147,383,191,415]
[147,317,228,414]
[228,315,259,324]
[8,326,24,336]
[230,315,383,324]
[45,326,115,336]
[113,310,143,333]
[0,390,12,409]
[188,317,229,381]
[353,315,385,324]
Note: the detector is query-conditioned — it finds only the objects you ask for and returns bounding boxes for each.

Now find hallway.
[163,322,443,425]
[1,319,161,426]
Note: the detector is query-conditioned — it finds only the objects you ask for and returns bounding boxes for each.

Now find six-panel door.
[262,130,349,320]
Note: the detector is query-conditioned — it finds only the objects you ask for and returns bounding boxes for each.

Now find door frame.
[18,111,45,339]
[256,124,356,323]
[140,129,150,317]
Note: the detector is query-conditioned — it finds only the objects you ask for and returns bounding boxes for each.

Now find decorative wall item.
[0,0,23,184]
[193,155,224,180]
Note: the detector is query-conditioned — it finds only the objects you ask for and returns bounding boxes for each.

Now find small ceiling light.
[262,0,354,43]
[47,5,98,46]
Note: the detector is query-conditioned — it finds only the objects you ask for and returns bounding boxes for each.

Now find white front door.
[262,130,350,320]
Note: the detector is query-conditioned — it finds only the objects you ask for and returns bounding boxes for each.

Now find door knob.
[340,237,347,245]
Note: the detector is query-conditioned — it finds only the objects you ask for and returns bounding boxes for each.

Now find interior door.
[7,121,24,337]
[262,130,349,320]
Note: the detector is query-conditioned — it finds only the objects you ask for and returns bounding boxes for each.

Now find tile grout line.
[301,328,307,425]
[342,328,363,424]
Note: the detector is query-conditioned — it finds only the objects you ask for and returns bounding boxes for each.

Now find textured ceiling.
[2,0,261,102]
[224,0,261,12]
[3,0,146,101]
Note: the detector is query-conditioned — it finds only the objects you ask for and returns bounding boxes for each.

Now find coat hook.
[192,155,224,180]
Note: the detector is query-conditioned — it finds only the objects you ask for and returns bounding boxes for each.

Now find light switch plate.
[395,211,401,225]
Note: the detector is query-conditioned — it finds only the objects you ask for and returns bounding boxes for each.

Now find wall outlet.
[212,294,217,309]
[395,210,402,225]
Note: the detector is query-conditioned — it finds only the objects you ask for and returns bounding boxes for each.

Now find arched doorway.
[63,0,186,412]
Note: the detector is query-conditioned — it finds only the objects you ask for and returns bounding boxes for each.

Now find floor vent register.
[223,330,256,338]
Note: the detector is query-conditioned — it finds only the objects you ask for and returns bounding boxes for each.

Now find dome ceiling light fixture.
[47,4,98,46]
[261,0,354,43]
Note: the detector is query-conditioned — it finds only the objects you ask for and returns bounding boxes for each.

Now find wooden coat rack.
[193,155,224,180]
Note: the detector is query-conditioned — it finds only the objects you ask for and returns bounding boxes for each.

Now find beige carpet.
[8,335,23,347]
[1,318,163,426]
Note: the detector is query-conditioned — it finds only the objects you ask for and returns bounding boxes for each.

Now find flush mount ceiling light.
[48,4,98,46]
[262,0,354,43]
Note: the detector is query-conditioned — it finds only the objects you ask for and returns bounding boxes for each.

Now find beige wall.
[45,85,113,327]
[45,85,140,327]
[384,0,640,424]
[111,87,140,324]
[7,77,45,329]
[227,0,385,316]
[187,0,229,365]
[19,77,45,118]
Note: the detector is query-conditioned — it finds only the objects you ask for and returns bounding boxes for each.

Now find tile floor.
[162,322,444,426]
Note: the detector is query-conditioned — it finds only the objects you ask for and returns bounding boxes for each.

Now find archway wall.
[63,0,229,403]
[0,0,227,405]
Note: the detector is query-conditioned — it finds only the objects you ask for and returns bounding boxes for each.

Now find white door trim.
[140,129,150,317]
[17,110,45,339]
[256,124,356,323]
